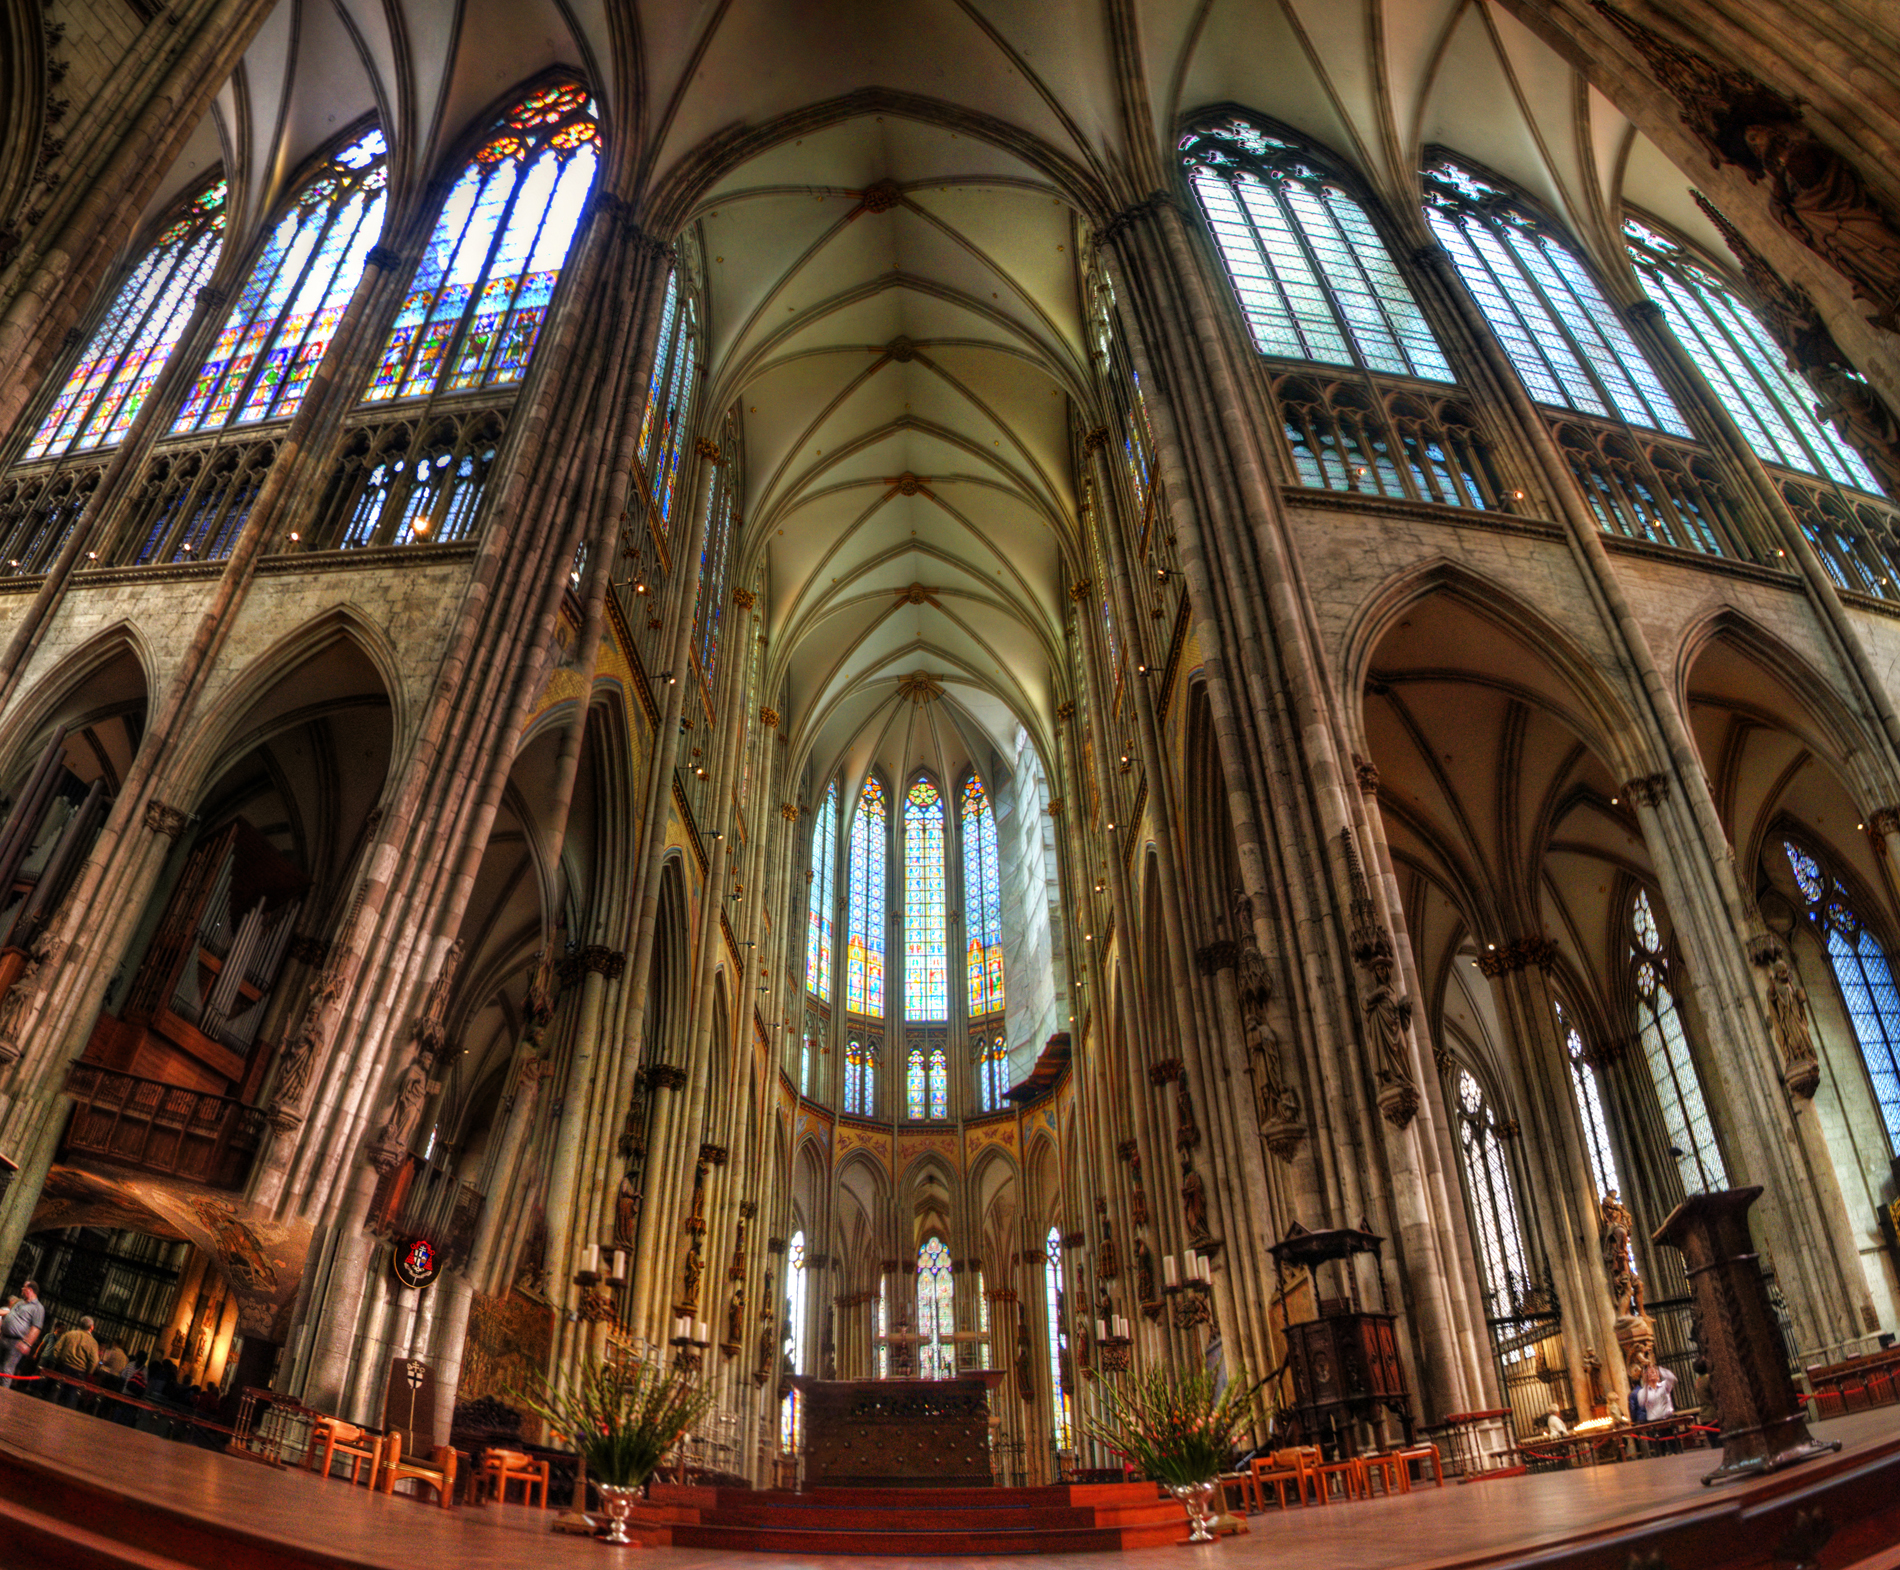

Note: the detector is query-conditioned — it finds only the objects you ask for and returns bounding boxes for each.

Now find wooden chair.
[1313,1457,1363,1503]
[1248,1456,1305,1509]
[379,1428,458,1509]
[305,1418,383,1486]
[1360,1453,1405,1497]
[1395,1442,1445,1489]
[479,1446,550,1508]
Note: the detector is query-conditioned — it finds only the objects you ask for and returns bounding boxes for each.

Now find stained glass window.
[781,1230,807,1452]
[1784,841,1900,1150]
[1182,120,1453,381]
[1044,1227,1072,1450]
[1555,999,1622,1203]
[917,1237,957,1379]
[846,777,886,1017]
[1626,219,1881,492]
[961,773,1006,1016]
[1455,1070,1531,1324]
[845,1037,877,1117]
[636,268,700,538]
[364,85,597,405]
[906,1046,927,1120]
[977,1268,991,1368]
[174,130,390,433]
[695,408,741,681]
[928,1044,948,1120]
[24,181,227,462]
[807,780,838,998]
[977,1032,1009,1112]
[1423,160,1690,436]
[1631,889,1728,1193]
[905,778,948,1019]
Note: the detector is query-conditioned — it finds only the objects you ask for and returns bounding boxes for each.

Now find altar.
[790,1374,1003,1488]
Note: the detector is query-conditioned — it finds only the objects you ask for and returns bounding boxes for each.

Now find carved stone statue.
[1766,957,1821,1098]
[679,1239,705,1312]
[1601,1190,1644,1320]
[1745,122,1900,333]
[1364,951,1422,1129]
[371,1045,438,1166]
[1134,1236,1158,1303]
[725,1279,746,1351]
[613,1172,640,1249]
[1180,1162,1211,1247]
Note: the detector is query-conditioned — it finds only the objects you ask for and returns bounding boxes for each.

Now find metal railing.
[61,1061,266,1190]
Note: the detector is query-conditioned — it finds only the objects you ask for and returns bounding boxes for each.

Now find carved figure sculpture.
[1135,1236,1158,1304]
[1745,122,1900,333]
[614,1173,640,1249]
[1601,1190,1644,1320]
[1766,957,1822,1098]
[726,1279,746,1350]
[1180,1162,1211,1247]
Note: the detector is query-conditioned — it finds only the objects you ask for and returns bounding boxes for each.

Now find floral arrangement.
[515,1355,715,1489]
[1081,1365,1261,1489]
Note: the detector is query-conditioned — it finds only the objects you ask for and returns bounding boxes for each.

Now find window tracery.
[807,779,838,999]
[1625,218,1881,493]
[905,778,948,1020]
[1423,160,1687,436]
[960,773,1005,1018]
[1554,999,1622,1203]
[1182,119,1452,380]
[844,1035,878,1117]
[1454,1069,1531,1316]
[174,129,390,433]
[976,1031,1009,1113]
[1784,841,1900,1149]
[637,268,701,538]
[24,180,227,463]
[917,1237,956,1379]
[365,85,598,404]
[782,1229,807,1452]
[846,776,886,1018]
[1630,889,1728,1193]
[695,405,741,682]
[1044,1226,1072,1450]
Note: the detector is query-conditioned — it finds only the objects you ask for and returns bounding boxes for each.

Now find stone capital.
[364,244,405,272]
[646,1063,688,1092]
[1194,939,1238,976]
[1148,1058,1182,1086]
[143,799,192,838]
[579,944,627,979]
[1623,773,1671,808]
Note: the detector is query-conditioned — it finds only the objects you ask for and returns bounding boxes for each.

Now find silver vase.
[595,1483,639,1545]
[1167,1479,1219,1544]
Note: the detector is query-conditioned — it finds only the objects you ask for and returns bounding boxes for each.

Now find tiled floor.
[2,1389,1897,1568]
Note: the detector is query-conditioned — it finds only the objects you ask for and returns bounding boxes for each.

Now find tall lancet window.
[1625,218,1880,492]
[1631,889,1728,1193]
[846,777,886,1017]
[917,1237,956,1379]
[1182,119,1453,380]
[1555,999,1622,1203]
[173,130,390,432]
[781,1230,808,1452]
[961,773,1005,1017]
[365,84,599,403]
[1455,1070,1531,1316]
[977,1032,1009,1113]
[695,405,741,681]
[844,1037,876,1117]
[24,181,227,461]
[1785,842,1900,1149]
[905,778,948,1019]
[637,269,701,537]
[1423,159,1688,436]
[807,780,838,998]
[1044,1226,1073,1450]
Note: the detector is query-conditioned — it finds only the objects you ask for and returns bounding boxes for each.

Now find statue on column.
[613,1172,641,1250]
[1744,122,1900,333]
[1237,897,1304,1161]
[1765,954,1821,1098]
[1601,1190,1657,1388]
[1180,1160,1212,1249]
[1345,829,1420,1129]
[723,1278,746,1355]
[1134,1236,1158,1305]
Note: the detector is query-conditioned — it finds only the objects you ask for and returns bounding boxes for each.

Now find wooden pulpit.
[1652,1186,1839,1485]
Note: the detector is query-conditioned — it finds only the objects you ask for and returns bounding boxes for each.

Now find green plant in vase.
[1081,1365,1260,1544]
[517,1356,716,1543]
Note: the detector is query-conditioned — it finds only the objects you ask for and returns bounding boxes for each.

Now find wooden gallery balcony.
[60,1061,267,1190]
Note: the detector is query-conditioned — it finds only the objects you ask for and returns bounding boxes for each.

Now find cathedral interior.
[3,0,1900,1540]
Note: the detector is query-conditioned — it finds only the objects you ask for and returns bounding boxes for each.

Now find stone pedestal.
[1652,1186,1839,1485]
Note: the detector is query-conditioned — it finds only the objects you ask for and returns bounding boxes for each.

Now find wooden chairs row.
[305,1417,536,1509]
[1237,1442,1445,1511]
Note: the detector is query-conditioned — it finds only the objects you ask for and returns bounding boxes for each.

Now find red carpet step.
[644,1479,1189,1555]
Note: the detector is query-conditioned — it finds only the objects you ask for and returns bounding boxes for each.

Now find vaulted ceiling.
[148,0,1746,786]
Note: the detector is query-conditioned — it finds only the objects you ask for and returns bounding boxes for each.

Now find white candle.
[582,1244,600,1275]
[1096,1318,1108,1340]
[1117,1316,1129,1339]
[1163,1254,1179,1287]
[1197,1255,1212,1283]
[611,1250,627,1282]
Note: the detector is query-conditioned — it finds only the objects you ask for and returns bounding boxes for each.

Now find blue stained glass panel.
[960,774,1005,1016]
[807,779,838,997]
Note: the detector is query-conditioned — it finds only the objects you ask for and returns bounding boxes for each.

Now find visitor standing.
[46,1316,101,1405]
[0,1281,45,1385]
[1635,1360,1677,1422]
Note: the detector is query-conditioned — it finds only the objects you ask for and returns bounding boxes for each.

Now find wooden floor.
[1,1388,1898,1568]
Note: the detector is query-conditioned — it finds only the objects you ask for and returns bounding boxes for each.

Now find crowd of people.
[1,1281,231,1441]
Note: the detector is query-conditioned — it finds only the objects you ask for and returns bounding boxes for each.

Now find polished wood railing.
[61,1061,266,1190]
